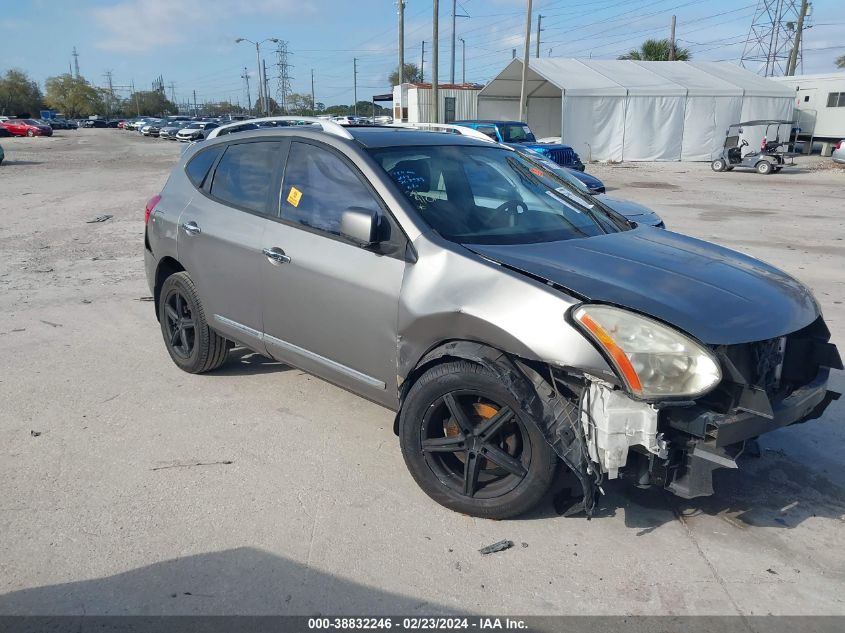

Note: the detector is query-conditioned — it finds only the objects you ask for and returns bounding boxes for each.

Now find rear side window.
[185,147,222,188]
[210,141,279,215]
[280,141,383,235]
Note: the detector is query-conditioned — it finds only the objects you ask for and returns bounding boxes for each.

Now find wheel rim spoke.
[180,327,190,352]
[165,305,179,323]
[482,443,527,478]
[170,327,181,347]
[421,435,466,453]
[443,393,473,435]
[463,452,482,497]
[180,318,195,330]
[477,406,513,440]
[175,293,183,315]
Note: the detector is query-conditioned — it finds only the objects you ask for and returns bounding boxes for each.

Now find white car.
[832,140,844,165]
[175,122,219,142]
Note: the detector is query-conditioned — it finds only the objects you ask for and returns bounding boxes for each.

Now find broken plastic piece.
[479,539,514,555]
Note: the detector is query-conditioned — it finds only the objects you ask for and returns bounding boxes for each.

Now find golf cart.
[711,119,798,175]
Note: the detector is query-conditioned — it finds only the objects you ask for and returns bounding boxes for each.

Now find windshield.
[500,123,536,143]
[370,145,630,245]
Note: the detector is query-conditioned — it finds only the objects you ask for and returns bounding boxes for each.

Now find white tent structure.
[478,59,795,161]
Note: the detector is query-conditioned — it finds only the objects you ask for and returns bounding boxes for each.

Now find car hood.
[565,169,603,191]
[518,141,574,152]
[465,228,818,345]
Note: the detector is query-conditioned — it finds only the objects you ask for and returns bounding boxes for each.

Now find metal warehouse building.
[478,59,796,162]
[392,83,482,124]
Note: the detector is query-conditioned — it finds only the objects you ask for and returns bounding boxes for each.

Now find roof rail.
[391,122,496,143]
[206,115,354,140]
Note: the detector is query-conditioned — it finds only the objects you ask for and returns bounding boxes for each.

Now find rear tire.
[26,129,34,137]
[158,272,231,373]
[399,361,557,519]
[711,159,726,172]
[756,161,773,175]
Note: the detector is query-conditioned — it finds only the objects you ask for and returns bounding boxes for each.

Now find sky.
[1,0,842,108]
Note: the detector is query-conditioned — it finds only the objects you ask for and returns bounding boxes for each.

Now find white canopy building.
[478,59,795,161]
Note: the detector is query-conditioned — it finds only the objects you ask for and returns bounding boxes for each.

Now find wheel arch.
[153,256,185,320]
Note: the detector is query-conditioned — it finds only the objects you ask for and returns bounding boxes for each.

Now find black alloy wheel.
[400,361,557,519]
[163,289,196,360]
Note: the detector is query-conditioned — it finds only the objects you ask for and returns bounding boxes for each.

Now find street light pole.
[236,37,279,116]
[460,37,466,83]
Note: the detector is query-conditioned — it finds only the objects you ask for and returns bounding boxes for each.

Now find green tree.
[44,74,104,118]
[0,69,44,116]
[124,90,177,117]
[389,62,422,86]
[836,55,845,69]
[618,39,691,61]
[286,92,314,115]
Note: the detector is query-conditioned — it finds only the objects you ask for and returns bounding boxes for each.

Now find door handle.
[182,221,201,235]
[262,247,291,264]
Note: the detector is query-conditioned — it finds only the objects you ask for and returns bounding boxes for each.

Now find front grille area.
[547,147,575,166]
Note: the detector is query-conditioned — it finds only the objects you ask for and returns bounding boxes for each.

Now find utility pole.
[398,0,405,85]
[263,58,270,114]
[131,80,140,116]
[242,67,251,112]
[353,57,358,116]
[168,81,177,103]
[254,43,265,114]
[460,37,466,83]
[786,0,809,76]
[193,90,198,117]
[311,69,316,116]
[519,0,532,123]
[421,41,426,82]
[535,14,543,58]
[450,0,457,83]
[432,0,439,122]
[668,15,677,60]
[72,46,80,78]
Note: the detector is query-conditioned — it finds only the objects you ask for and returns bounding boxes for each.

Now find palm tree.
[618,39,691,61]
[836,55,845,69]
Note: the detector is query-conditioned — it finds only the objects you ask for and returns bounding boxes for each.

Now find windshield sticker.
[554,186,594,209]
[287,186,303,207]
[530,167,545,177]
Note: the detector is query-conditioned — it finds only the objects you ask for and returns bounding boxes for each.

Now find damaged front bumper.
[556,316,843,507]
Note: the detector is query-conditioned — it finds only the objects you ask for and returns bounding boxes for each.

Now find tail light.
[837,140,843,150]
[145,194,161,225]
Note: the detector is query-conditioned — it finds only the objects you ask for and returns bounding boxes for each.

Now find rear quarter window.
[185,147,223,188]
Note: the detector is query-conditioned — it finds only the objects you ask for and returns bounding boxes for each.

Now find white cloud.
[92,0,303,53]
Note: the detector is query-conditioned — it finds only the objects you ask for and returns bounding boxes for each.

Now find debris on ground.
[32,268,54,273]
[479,539,514,555]
[40,320,62,328]
[86,215,113,223]
[766,568,779,575]
[138,296,154,302]
[30,430,41,437]
[151,460,234,471]
[81,299,92,304]
[521,542,528,548]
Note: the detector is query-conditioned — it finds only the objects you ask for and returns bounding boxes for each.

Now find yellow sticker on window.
[287,186,302,207]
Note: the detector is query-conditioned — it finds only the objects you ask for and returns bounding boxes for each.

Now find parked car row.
[0,118,54,137]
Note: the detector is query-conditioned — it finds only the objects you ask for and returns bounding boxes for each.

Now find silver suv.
[145,117,841,519]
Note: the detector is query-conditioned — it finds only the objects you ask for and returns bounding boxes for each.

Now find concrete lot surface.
[0,130,843,616]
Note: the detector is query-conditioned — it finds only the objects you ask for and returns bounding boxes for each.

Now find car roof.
[347,126,497,148]
[453,120,524,126]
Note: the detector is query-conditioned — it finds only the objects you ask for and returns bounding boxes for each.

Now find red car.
[0,119,53,137]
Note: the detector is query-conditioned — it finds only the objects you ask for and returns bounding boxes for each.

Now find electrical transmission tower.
[168,82,177,103]
[740,0,805,76]
[274,41,294,113]
[72,47,81,78]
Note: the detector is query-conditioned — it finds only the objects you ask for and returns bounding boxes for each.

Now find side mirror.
[340,207,380,246]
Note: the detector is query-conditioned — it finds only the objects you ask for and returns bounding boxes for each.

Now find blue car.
[453,120,585,171]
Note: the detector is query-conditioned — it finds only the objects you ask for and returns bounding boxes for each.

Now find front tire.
[399,361,557,519]
[711,158,726,172]
[26,129,34,137]
[158,272,230,373]
[756,161,773,175]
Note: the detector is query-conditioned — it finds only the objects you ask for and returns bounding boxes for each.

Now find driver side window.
[281,142,382,236]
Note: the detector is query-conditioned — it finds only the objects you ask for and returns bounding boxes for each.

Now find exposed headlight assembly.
[572,304,721,400]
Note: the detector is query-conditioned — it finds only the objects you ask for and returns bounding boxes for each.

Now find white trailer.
[772,73,845,155]
[392,83,481,124]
